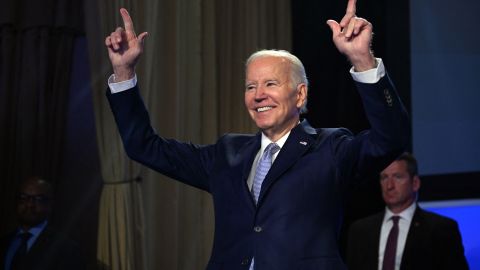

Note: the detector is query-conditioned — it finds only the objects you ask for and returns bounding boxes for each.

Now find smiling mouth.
[257,106,273,112]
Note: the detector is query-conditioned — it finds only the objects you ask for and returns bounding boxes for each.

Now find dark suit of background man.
[0,177,85,270]
[346,152,469,270]
[104,0,409,269]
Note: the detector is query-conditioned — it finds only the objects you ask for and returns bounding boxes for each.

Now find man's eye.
[266,82,277,87]
[17,194,50,204]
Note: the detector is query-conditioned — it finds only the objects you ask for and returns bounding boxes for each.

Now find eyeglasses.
[17,193,51,204]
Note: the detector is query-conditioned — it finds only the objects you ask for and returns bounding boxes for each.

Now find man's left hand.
[327,0,376,71]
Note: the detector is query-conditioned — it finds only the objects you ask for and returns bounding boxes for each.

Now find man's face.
[245,56,306,140]
[380,160,420,213]
[16,179,52,229]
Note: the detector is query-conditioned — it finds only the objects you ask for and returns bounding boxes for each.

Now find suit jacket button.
[384,88,394,107]
[241,258,250,265]
[254,226,262,232]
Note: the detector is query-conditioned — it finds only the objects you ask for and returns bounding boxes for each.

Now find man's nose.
[385,178,396,189]
[24,199,36,207]
[254,86,267,100]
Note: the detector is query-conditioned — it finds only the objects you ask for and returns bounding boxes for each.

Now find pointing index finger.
[346,0,357,15]
[120,8,135,33]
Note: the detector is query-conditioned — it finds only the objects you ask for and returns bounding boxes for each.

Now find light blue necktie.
[249,143,280,270]
[252,142,280,203]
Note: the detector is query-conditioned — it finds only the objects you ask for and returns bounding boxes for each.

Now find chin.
[253,117,270,127]
[255,122,274,131]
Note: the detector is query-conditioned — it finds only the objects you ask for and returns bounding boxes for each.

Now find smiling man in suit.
[346,153,469,270]
[104,0,410,269]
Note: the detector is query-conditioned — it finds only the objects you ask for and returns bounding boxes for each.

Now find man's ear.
[296,83,307,109]
[413,175,421,192]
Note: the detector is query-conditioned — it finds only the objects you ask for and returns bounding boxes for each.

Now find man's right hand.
[105,8,148,82]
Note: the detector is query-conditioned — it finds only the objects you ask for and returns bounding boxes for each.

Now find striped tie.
[252,142,280,203]
[250,143,280,270]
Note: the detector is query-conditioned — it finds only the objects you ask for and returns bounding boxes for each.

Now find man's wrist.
[350,58,385,84]
[112,66,135,82]
[350,53,377,72]
[108,74,137,93]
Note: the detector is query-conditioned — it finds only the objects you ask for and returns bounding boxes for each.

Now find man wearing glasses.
[0,177,85,270]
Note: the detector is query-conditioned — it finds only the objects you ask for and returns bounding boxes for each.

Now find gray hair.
[245,49,309,114]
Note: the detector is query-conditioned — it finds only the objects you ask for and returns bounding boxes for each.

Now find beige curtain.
[84,0,291,269]
[84,1,147,269]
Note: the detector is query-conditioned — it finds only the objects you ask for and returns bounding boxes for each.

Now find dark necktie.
[382,216,400,270]
[11,232,32,270]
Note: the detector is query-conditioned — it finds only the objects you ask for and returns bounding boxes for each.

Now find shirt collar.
[17,220,48,238]
[384,202,417,223]
[260,131,290,154]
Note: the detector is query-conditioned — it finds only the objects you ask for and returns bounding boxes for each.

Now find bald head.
[16,177,53,230]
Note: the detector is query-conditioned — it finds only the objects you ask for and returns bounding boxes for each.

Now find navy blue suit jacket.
[107,74,409,270]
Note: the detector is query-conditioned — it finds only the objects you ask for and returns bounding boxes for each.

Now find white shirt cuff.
[350,58,385,84]
[108,74,138,93]
[106,60,384,93]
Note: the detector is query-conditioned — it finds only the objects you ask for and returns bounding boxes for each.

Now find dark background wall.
[291,1,412,252]
[291,0,480,201]
[290,0,480,261]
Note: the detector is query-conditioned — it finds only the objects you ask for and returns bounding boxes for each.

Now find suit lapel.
[233,133,261,210]
[28,225,54,256]
[257,120,316,205]
[369,212,385,268]
[401,206,423,269]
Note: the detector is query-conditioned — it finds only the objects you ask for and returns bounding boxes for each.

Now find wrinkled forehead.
[246,56,291,80]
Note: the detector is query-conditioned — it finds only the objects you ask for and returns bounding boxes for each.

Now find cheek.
[380,183,388,190]
[288,92,301,109]
[394,187,410,199]
[244,93,252,107]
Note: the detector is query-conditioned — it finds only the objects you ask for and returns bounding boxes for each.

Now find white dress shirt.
[378,203,417,270]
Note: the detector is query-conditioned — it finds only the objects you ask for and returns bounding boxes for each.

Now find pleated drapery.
[0,0,83,234]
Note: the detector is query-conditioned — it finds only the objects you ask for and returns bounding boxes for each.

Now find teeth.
[257,106,273,112]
